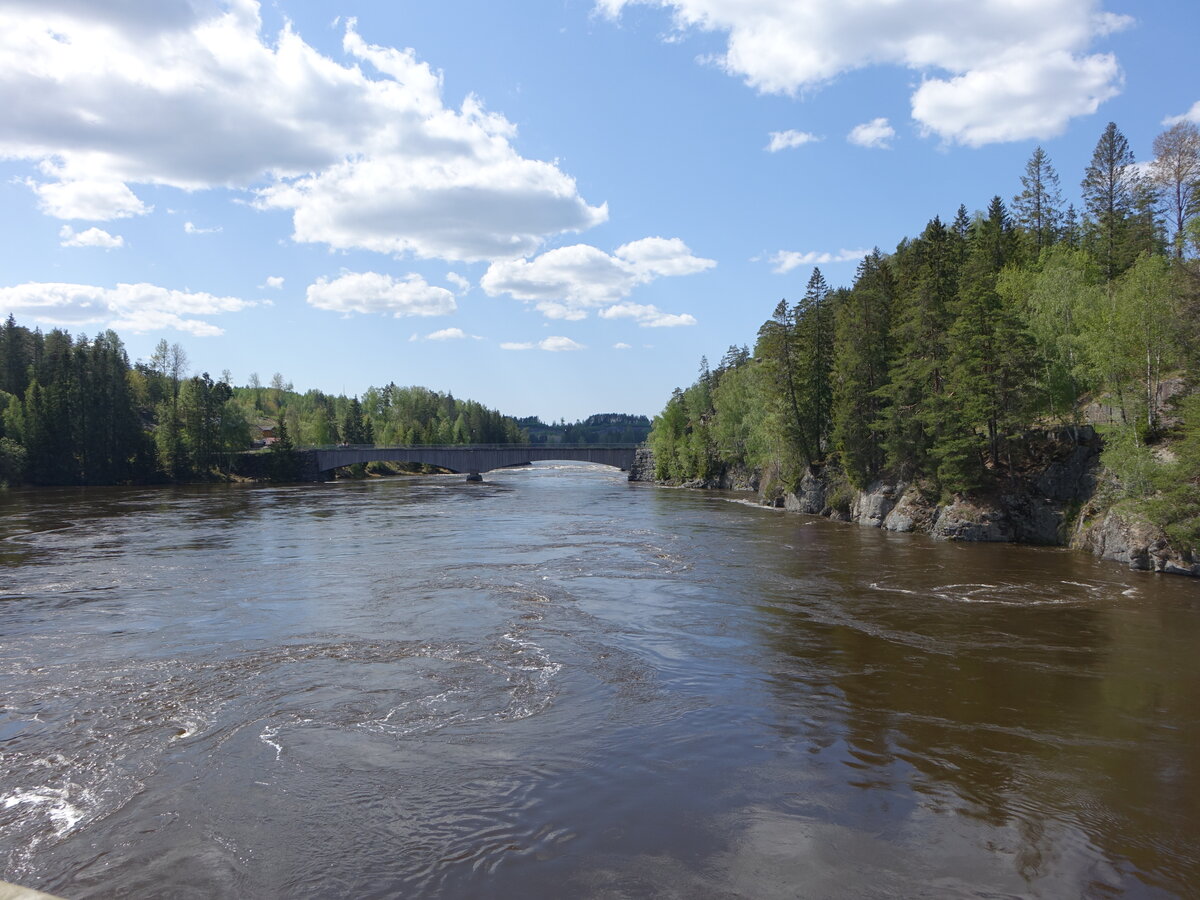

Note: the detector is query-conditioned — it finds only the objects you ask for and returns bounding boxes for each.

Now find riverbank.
[629,435,1200,576]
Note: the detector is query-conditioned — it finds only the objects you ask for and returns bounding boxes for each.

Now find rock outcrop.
[1072,504,1200,575]
[627,430,1198,576]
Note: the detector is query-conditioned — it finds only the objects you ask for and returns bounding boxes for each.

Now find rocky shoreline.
[628,433,1200,577]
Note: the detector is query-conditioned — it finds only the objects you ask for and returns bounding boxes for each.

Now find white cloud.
[911,50,1121,147]
[769,248,870,274]
[539,336,585,351]
[58,225,124,249]
[27,176,150,221]
[305,271,457,318]
[184,221,222,235]
[0,281,253,336]
[1165,101,1200,126]
[500,337,584,351]
[614,342,633,350]
[1,3,605,258]
[766,130,820,152]
[598,303,697,327]
[446,272,471,294]
[424,327,480,341]
[599,0,1130,145]
[847,118,895,149]
[263,275,285,289]
[481,236,713,321]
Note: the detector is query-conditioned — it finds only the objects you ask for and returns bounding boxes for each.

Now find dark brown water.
[2,464,1198,898]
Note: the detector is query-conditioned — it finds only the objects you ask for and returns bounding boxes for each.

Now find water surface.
[2,464,1197,897]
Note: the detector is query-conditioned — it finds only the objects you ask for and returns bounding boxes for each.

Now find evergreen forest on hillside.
[0,325,528,485]
[649,122,1200,548]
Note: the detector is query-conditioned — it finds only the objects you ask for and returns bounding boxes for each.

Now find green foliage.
[268,416,301,482]
[646,119,1199,538]
[0,436,26,485]
[1135,395,1200,549]
[0,315,526,487]
[831,250,894,486]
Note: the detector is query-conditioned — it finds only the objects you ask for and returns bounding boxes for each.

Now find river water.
[1,463,1198,898]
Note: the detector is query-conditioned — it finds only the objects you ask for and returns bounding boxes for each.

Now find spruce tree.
[1013,146,1064,254]
[1081,122,1144,280]
[755,299,813,465]
[794,268,835,459]
[876,217,961,480]
[940,198,1032,490]
[831,250,894,486]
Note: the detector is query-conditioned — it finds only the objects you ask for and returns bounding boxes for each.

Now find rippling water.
[2,464,1198,898]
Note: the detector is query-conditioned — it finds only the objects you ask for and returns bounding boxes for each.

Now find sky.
[0,0,1197,422]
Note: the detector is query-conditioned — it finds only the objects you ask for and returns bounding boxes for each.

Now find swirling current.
[1,463,1198,898]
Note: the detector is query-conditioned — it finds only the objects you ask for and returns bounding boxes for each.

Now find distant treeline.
[518,413,651,445]
[649,122,1200,547]
[0,320,526,485]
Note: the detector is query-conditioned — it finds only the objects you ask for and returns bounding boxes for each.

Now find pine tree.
[1013,146,1064,254]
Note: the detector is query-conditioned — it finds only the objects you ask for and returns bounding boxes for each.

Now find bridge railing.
[302,443,642,451]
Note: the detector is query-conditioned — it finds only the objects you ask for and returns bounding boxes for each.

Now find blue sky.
[0,0,1196,421]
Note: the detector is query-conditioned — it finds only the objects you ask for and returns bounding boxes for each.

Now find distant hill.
[519,413,650,445]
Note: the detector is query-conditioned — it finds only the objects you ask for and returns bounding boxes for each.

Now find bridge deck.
[303,444,639,479]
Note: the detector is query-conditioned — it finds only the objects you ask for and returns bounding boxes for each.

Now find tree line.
[518,413,651,445]
[0,322,526,485]
[649,121,1200,545]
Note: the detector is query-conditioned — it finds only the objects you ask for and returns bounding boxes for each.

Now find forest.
[518,413,651,445]
[0,323,525,485]
[648,121,1200,548]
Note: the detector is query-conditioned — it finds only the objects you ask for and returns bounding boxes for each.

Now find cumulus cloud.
[481,236,713,322]
[59,225,124,249]
[0,281,253,336]
[27,176,150,221]
[766,130,820,152]
[1164,101,1200,126]
[1,2,605,258]
[768,248,870,273]
[262,275,285,289]
[446,273,471,294]
[500,337,584,351]
[598,0,1130,145]
[847,118,895,149]
[305,271,457,318]
[912,51,1121,146]
[614,342,633,350]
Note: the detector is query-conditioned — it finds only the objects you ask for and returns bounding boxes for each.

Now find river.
[1,463,1197,898]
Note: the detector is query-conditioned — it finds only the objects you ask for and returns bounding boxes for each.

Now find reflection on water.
[1,466,1198,897]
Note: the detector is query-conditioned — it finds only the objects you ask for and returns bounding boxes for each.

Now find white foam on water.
[3,785,88,836]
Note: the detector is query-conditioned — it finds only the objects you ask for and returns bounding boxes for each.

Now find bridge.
[299,444,640,481]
